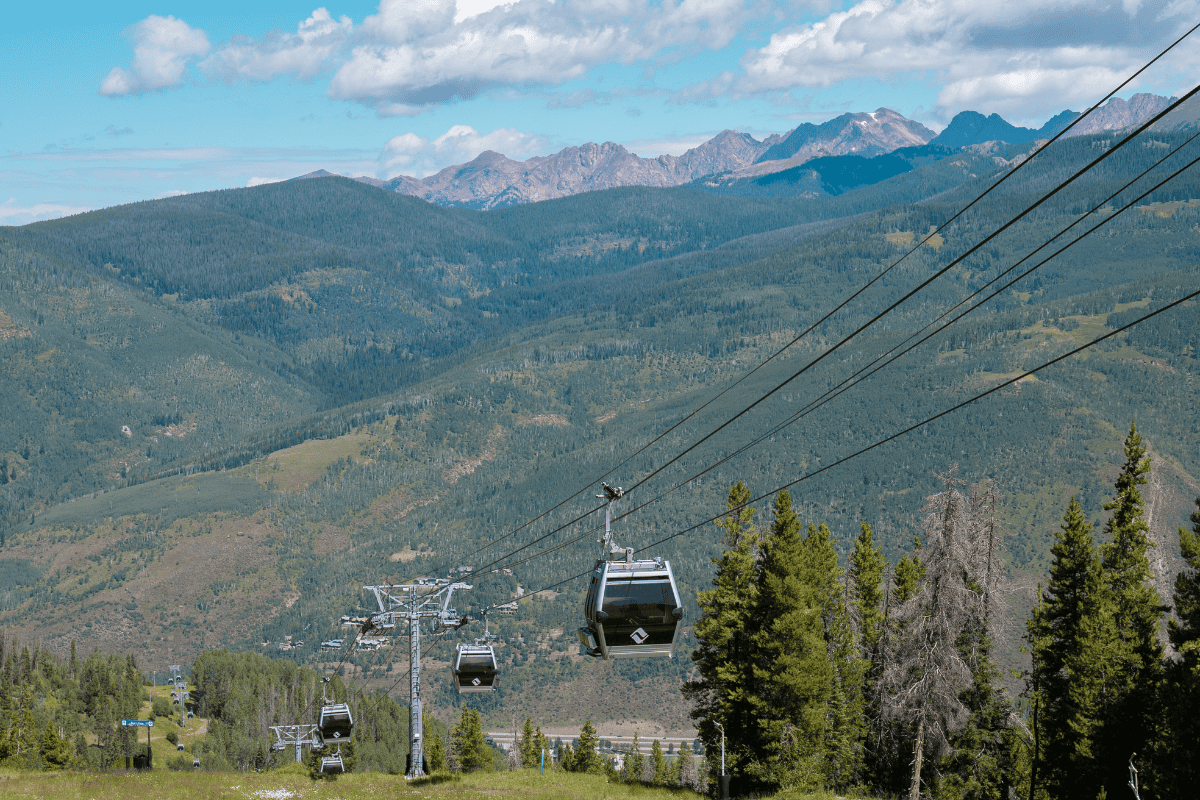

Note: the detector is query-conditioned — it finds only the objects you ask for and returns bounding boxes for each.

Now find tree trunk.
[909,716,925,800]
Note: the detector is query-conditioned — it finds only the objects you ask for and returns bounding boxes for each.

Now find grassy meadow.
[0,767,867,800]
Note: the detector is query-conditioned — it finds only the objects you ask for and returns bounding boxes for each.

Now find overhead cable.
[440,22,1200,573]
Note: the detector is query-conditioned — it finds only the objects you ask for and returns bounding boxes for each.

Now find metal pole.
[408,611,425,779]
[715,721,728,800]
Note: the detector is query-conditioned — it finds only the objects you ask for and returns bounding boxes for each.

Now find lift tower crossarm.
[363,580,472,779]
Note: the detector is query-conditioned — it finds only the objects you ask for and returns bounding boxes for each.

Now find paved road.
[486,732,699,755]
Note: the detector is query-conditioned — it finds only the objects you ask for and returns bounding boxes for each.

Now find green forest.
[687,424,1199,799]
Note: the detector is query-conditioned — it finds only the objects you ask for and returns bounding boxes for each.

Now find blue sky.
[3,0,1198,224]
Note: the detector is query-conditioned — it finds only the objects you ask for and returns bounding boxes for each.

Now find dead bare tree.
[884,467,992,800]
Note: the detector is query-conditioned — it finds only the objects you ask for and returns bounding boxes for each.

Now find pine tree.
[534,726,549,768]
[649,738,666,784]
[676,738,703,791]
[40,722,71,769]
[1169,497,1200,660]
[558,741,575,771]
[450,707,492,772]
[1154,498,1200,798]
[518,716,536,767]
[426,726,447,773]
[682,482,760,784]
[850,522,887,665]
[747,493,831,791]
[806,520,864,788]
[1025,496,1107,800]
[572,720,602,774]
[851,522,889,787]
[1096,422,1165,797]
[625,732,645,782]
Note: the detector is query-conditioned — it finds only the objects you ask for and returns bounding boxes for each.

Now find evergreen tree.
[571,720,602,774]
[624,732,644,781]
[558,741,574,771]
[649,738,666,785]
[850,522,887,664]
[518,716,536,767]
[1025,497,1107,800]
[450,707,492,773]
[1154,498,1200,798]
[682,482,760,786]
[40,723,71,770]
[676,737,703,792]
[747,493,831,791]
[1169,497,1200,659]
[426,726,447,773]
[807,520,865,788]
[1096,423,1165,796]
[534,726,549,768]
[851,522,889,787]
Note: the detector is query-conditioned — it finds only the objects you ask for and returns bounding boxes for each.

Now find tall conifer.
[850,523,887,662]
[850,522,889,789]
[1154,498,1200,798]
[683,482,760,786]
[1026,497,1106,800]
[806,521,864,788]
[1096,422,1165,796]
[747,494,831,791]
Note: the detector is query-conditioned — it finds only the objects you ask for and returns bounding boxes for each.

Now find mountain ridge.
[302,96,1176,209]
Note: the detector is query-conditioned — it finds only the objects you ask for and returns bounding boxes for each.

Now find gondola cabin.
[320,750,345,774]
[578,557,683,659]
[453,644,498,693]
[319,702,353,741]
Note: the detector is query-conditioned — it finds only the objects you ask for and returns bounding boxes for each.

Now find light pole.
[714,721,727,800]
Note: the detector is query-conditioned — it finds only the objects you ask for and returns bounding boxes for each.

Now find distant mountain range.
[296,93,1176,209]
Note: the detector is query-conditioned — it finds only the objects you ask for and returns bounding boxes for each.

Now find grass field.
[0,768,727,800]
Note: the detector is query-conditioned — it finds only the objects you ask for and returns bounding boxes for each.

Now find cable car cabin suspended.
[318,679,354,741]
[577,483,684,660]
[453,644,498,693]
[579,557,683,658]
[320,749,345,775]
[319,701,353,741]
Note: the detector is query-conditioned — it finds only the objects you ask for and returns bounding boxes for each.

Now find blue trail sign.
[120,719,154,727]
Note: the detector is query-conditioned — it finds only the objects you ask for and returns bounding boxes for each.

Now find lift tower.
[365,579,470,779]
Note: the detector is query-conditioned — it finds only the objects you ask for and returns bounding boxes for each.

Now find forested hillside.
[0,115,1199,787]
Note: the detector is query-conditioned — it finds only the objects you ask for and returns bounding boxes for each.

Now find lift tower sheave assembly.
[270,724,320,763]
[365,579,470,779]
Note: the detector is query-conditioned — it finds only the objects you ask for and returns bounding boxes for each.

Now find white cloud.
[202,8,353,83]
[101,2,746,112]
[246,177,287,187]
[100,15,211,96]
[682,0,1198,121]
[329,0,750,114]
[380,124,548,176]
[455,0,518,24]
[0,198,92,226]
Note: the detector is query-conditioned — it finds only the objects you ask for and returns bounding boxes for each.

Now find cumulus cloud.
[681,0,1197,121]
[100,15,211,95]
[330,0,749,114]
[380,124,548,176]
[202,8,353,83]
